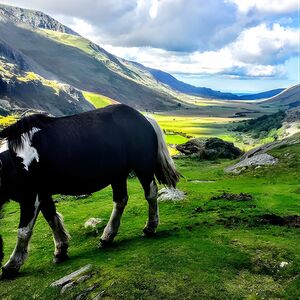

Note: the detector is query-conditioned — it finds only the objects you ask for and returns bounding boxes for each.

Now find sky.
[2,0,300,93]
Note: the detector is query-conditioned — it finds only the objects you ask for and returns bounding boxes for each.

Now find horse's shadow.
[71,228,178,259]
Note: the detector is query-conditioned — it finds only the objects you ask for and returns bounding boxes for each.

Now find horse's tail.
[146,116,180,188]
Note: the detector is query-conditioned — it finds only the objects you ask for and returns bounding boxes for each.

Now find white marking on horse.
[15,127,41,171]
[51,212,70,256]
[0,139,8,153]
[3,196,40,272]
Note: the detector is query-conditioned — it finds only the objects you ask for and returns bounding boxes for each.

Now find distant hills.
[0,4,295,116]
[264,84,300,108]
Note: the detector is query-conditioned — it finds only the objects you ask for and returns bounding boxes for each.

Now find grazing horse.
[0,104,180,278]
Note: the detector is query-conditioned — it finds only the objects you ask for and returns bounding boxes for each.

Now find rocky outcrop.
[225,153,278,174]
[176,138,243,160]
[0,4,79,36]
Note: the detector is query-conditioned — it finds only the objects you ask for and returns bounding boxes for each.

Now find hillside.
[263,84,300,108]
[238,88,285,100]
[0,57,94,116]
[0,4,190,114]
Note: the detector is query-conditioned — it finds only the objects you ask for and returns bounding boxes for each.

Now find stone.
[75,284,99,300]
[176,138,243,160]
[157,188,186,201]
[50,264,92,288]
[225,153,278,174]
[279,261,289,268]
[84,218,102,229]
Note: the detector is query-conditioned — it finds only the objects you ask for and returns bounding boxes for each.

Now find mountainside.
[0,4,194,115]
[0,4,78,36]
[132,63,240,100]
[140,64,284,100]
[238,88,285,100]
[264,84,300,108]
[0,4,293,117]
[0,56,94,116]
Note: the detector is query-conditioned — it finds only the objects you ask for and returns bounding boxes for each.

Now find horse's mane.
[0,114,55,151]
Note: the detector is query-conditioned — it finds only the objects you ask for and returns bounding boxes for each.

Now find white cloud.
[102,23,299,78]
[227,0,299,14]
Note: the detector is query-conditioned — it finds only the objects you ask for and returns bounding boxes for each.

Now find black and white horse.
[0,104,179,278]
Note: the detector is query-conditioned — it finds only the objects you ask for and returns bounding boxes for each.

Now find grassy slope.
[82,91,115,109]
[1,143,299,299]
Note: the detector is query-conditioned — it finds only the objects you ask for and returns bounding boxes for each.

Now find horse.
[0,104,180,278]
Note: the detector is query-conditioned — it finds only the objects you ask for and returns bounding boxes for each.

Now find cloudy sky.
[3,0,300,92]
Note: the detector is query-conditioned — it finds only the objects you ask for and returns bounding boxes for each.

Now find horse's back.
[32,105,157,194]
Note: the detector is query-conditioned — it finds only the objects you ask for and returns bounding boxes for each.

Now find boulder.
[225,153,278,174]
[157,188,186,201]
[176,138,243,160]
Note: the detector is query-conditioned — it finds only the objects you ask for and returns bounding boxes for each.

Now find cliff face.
[0,4,79,36]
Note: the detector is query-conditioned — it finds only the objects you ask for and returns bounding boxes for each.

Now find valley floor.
[0,143,299,299]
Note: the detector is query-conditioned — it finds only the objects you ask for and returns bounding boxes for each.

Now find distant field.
[150,113,253,151]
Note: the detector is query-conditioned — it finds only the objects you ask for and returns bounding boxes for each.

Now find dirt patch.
[256,214,300,227]
[218,214,300,228]
[211,192,253,201]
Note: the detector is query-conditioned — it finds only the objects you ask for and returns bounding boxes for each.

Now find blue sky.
[3,0,300,93]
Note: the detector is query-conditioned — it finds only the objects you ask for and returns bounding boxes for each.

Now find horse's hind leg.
[100,179,128,247]
[142,179,159,236]
[2,194,40,278]
[40,196,70,263]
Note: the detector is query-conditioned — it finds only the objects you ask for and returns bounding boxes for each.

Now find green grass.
[82,91,115,108]
[1,142,299,299]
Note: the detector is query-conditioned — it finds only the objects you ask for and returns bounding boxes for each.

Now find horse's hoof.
[53,253,69,264]
[99,239,112,248]
[1,267,19,280]
[143,227,156,237]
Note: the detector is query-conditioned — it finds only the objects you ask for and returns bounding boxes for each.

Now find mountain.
[0,3,78,36]
[238,88,285,100]
[263,84,300,108]
[0,4,195,116]
[132,63,241,99]
[139,64,284,100]
[0,4,291,117]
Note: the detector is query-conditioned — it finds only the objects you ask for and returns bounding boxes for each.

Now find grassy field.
[0,142,299,299]
[150,114,256,151]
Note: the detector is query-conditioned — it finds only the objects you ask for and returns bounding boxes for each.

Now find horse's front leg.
[40,196,70,263]
[2,195,40,278]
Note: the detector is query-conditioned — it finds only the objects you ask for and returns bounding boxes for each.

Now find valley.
[0,3,299,300]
